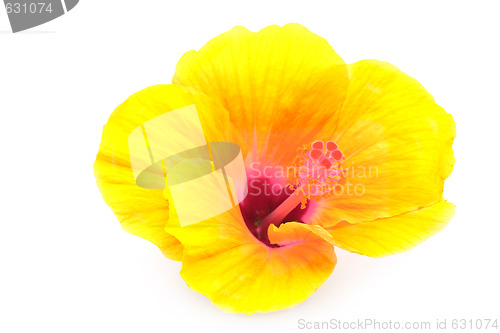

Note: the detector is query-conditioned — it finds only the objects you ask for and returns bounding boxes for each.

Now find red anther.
[309,149,323,160]
[332,150,343,161]
[311,140,324,150]
[326,141,337,151]
[321,158,332,169]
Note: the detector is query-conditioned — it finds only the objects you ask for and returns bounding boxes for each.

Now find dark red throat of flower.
[239,177,312,247]
[240,140,344,247]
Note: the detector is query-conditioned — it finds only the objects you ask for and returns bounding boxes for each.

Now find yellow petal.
[95,182,183,260]
[94,84,243,260]
[313,60,456,226]
[173,23,348,166]
[326,200,455,258]
[166,210,336,314]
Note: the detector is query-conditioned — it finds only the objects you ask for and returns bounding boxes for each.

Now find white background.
[1,1,499,332]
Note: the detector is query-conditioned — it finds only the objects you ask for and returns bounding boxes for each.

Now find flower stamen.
[258,140,345,234]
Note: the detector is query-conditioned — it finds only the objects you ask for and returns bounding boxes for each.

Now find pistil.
[256,185,306,237]
[256,140,345,240]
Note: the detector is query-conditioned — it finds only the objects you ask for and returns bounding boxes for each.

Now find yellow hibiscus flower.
[94,23,455,314]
